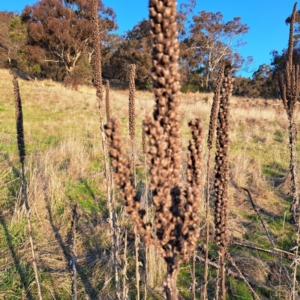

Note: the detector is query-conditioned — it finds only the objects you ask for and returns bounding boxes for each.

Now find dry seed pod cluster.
[92,0,103,104]
[105,119,149,235]
[180,118,203,259]
[278,3,300,222]
[105,80,110,121]
[207,64,225,150]
[148,0,182,186]
[146,0,203,296]
[187,118,203,187]
[13,76,26,164]
[281,3,299,110]
[278,3,299,120]
[129,64,136,140]
[145,0,183,253]
[214,76,234,248]
[106,0,203,298]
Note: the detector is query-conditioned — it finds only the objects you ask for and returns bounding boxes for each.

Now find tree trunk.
[55,67,59,82]
[205,73,209,90]
[208,71,213,92]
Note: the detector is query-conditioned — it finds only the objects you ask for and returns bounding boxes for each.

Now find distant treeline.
[0,0,297,98]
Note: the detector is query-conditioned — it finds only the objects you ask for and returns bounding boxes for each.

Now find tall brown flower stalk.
[13,76,43,300]
[91,0,121,297]
[105,1,203,298]
[278,4,300,299]
[214,75,233,300]
[203,63,224,300]
[142,119,149,299]
[187,119,203,300]
[278,3,300,223]
[122,229,129,299]
[105,80,111,122]
[129,63,137,186]
[71,203,80,300]
[128,63,140,299]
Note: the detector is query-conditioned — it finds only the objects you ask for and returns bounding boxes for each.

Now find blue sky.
[0,0,297,78]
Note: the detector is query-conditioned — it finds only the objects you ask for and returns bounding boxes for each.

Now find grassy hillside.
[0,68,299,299]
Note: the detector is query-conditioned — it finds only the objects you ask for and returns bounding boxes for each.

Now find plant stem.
[72,204,77,300]
[22,164,43,300]
[203,150,211,300]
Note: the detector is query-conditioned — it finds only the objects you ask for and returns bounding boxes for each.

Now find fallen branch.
[234,242,295,260]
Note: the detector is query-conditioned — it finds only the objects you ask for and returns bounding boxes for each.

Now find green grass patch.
[274,130,284,143]
[227,277,252,299]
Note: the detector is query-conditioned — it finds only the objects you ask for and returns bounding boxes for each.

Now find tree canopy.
[181,11,251,90]
[0,12,27,67]
[22,0,116,81]
[0,0,286,97]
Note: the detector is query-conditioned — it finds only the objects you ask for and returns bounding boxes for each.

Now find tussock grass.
[0,67,299,298]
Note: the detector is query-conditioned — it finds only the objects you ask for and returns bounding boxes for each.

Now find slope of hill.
[0,68,299,299]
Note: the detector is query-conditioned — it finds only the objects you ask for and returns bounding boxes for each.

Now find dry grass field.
[0,68,299,299]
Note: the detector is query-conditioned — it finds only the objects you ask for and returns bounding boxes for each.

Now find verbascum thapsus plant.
[207,64,225,150]
[92,0,103,106]
[13,76,26,164]
[278,4,300,299]
[129,64,136,141]
[13,76,43,300]
[278,2,300,223]
[214,75,233,300]
[105,0,203,298]
[92,1,121,298]
[203,63,225,300]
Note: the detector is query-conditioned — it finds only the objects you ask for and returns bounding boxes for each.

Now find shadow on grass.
[0,213,34,300]
[44,190,99,299]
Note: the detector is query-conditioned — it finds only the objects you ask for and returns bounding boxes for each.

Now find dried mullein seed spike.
[92,2,122,298]
[187,118,203,188]
[107,1,203,299]
[278,4,300,299]
[147,0,201,298]
[13,76,26,164]
[129,64,136,141]
[105,119,161,250]
[13,75,43,300]
[92,0,103,105]
[207,64,225,150]
[214,75,233,300]
[278,3,300,223]
[128,64,137,188]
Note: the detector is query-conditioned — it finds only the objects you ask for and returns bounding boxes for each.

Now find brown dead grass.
[0,68,297,299]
